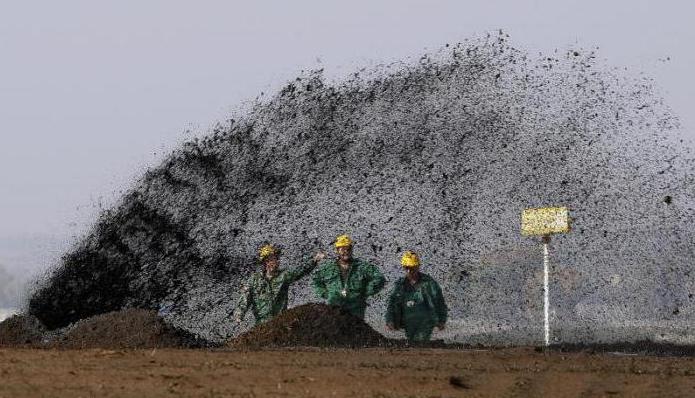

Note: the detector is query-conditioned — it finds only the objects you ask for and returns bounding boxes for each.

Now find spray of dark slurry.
[26,33,695,345]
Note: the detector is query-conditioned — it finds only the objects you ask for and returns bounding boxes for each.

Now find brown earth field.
[1,347,695,398]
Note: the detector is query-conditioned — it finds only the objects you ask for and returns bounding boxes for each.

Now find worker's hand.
[313,251,327,263]
[386,323,397,331]
[436,323,446,331]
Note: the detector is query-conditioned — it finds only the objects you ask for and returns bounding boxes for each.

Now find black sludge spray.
[29,33,695,344]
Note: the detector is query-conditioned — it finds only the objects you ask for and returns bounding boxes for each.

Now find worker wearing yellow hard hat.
[385,251,448,342]
[312,234,385,319]
[234,243,325,325]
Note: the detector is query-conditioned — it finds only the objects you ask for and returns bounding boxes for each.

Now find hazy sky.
[1,0,694,278]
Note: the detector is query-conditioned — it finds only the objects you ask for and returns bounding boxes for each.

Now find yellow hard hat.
[259,244,277,262]
[335,234,353,248]
[401,251,420,268]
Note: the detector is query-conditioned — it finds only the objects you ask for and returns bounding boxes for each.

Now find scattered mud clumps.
[0,314,46,346]
[26,32,695,345]
[228,303,388,349]
[53,308,212,349]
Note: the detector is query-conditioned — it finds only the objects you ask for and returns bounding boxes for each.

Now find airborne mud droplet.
[28,33,695,345]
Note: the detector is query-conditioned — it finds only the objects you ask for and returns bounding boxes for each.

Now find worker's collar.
[406,272,421,285]
[337,258,354,268]
[264,269,279,279]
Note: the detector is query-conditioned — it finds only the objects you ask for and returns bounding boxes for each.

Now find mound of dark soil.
[228,303,389,349]
[0,314,46,346]
[54,308,213,349]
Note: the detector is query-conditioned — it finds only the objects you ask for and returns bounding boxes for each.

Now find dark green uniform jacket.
[385,273,448,341]
[235,260,316,324]
[311,258,386,319]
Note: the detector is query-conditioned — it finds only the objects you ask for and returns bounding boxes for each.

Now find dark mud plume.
[28,32,695,344]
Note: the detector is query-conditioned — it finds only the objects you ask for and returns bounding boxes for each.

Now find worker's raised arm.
[286,251,325,283]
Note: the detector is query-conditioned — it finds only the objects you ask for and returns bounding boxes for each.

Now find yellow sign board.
[521,207,571,236]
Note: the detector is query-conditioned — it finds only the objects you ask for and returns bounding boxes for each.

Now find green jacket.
[312,258,385,319]
[385,273,448,340]
[235,260,317,324]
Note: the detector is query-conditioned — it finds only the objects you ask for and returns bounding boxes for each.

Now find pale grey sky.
[1,0,694,280]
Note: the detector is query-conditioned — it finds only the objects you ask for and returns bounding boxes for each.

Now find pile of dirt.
[54,308,213,349]
[228,303,389,349]
[0,314,46,346]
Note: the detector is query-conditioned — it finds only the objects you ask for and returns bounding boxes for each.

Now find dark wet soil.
[0,314,46,346]
[228,303,389,349]
[1,308,214,349]
[52,308,213,349]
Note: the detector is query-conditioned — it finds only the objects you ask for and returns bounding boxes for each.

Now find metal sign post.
[542,235,551,347]
[521,207,571,347]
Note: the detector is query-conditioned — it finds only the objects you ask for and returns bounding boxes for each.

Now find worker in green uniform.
[234,244,325,325]
[385,251,448,342]
[312,234,386,319]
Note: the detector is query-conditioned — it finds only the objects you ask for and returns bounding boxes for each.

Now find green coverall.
[385,273,448,342]
[235,260,317,324]
[312,258,386,319]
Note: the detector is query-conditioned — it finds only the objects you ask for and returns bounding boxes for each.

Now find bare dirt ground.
[1,347,694,397]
